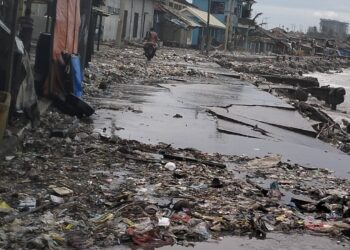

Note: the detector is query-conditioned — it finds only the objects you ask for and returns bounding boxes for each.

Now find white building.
[102,0,120,41]
[102,0,155,42]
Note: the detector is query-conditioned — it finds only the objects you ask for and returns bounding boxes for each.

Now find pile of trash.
[83,45,209,97]
[214,53,350,76]
[0,110,350,249]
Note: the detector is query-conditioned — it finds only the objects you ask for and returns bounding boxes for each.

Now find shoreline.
[211,52,350,155]
[214,53,350,76]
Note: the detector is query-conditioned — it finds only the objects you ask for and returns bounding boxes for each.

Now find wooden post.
[116,0,125,46]
[97,14,102,51]
[4,0,20,93]
[45,1,50,32]
[206,0,211,55]
[48,0,57,96]
[224,0,233,51]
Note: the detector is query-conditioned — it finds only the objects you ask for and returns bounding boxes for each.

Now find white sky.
[187,0,350,32]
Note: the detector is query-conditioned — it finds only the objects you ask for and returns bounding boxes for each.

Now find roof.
[158,4,201,28]
[253,26,291,48]
[92,7,110,16]
[174,0,197,8]
[180,7,226,29]
[320,19,349,25]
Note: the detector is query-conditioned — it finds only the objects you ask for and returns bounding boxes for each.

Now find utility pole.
[227,0,236,51]
[116,0,125,46]
[224,0,233,51]
[206,0,211,55]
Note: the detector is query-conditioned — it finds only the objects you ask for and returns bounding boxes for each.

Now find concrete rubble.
[1,45,350,249]
[0,110,350,249]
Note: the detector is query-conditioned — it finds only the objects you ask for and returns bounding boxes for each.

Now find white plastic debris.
[164,162,176,171]
[158,217,170,227]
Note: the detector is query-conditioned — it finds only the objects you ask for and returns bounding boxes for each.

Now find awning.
[180,7,226,29]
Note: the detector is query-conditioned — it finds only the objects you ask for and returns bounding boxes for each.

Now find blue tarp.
[338,48,350,58]
[71,55,83,97]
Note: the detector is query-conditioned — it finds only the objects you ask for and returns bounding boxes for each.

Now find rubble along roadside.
[0,109,349,249]
[84,45,350,156]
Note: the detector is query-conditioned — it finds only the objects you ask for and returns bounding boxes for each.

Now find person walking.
[143,28,159,61]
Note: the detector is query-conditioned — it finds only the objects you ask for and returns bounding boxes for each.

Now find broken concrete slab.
[92,80,350,177]
[214,105,317,137]
[161,81,293,109]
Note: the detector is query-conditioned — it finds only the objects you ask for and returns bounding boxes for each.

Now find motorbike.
[143,42,157,61]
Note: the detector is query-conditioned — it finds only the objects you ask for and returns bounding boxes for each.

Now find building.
[101,0,120,41]
[191,0,256,49]
[181,6,226,48]
[97,0,154,42]
[320,19,349,39]
[159,0,196,10]
[122,0,154,41]
[192,0,243,47]
[154,2,200,47]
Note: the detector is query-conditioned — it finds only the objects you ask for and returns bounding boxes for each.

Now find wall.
[31,4,49,40]
[102,0,120,41]
[159,21,190,46]
[191,0,242,46]
[124,0,154,41]
[31,3,47,16]
[192,0,242,23]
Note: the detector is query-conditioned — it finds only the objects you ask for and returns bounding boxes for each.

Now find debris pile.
[214,53,350,76]
[0,111,350,249]
[84,45,209,97]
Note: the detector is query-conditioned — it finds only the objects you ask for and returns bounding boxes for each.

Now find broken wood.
[1,202,51,226]
[261,75,320,88]
[246,179,268,196]
[304,87,346,110]
[297,102,333,124]
[160,152,226,169]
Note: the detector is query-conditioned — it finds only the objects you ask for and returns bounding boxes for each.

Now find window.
[122,10,128,39]
[133,13,139,38]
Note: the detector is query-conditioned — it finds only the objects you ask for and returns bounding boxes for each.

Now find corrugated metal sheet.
[181,7,226,29]
[161,4,201,28]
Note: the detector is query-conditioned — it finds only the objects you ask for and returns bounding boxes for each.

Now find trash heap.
[213,53,350,76]
[0,111,350,249]
[84,46,208,96]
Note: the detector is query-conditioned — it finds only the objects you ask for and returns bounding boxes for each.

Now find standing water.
[309,68,350,111]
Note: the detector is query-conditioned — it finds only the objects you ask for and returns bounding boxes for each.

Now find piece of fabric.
[71,54,83,97]
[53,0,81,60]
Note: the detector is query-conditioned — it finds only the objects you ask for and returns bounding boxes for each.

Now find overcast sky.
[187,0,350,32]
[253,0,350,32]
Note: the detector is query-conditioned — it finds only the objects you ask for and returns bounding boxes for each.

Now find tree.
[242,0,255,19]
